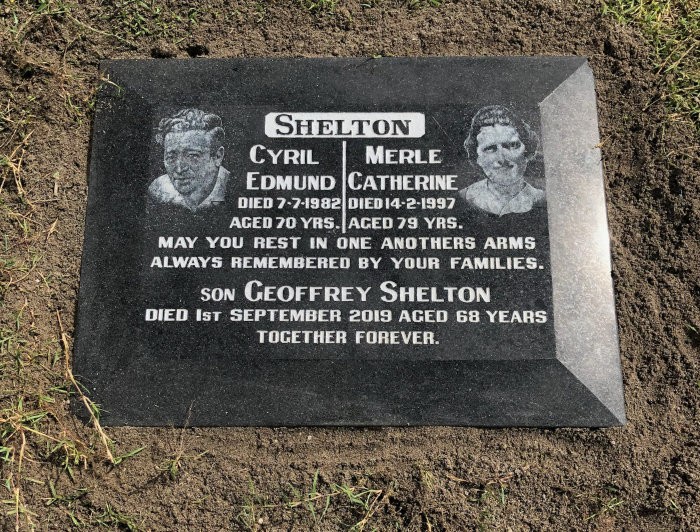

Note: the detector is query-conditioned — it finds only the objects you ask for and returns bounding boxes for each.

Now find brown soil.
[1,1,698,530]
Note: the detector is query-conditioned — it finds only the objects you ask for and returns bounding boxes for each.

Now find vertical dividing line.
[342,140,347,234]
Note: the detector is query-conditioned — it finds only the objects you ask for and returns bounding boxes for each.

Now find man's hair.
[463,105,539,164]
[155,108,225,154]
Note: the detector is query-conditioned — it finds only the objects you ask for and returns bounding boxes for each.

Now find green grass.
[472,482,509,531]
[155,419,208,480]
[3,0,200,46]
[585,496,625,521]
[93,503,142,530]
[602,0,700,131]
[302,0,340,14]
[107,0,201,40]
[237,472,386,531]
[305,0,444,14]
[359,0,444,7]
[405,0,443,8]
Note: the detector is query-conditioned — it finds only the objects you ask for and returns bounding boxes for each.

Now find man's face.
[475,124,528,187]
[163,130,223,201]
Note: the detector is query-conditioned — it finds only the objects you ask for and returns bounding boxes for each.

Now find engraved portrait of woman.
[457,105,545,217]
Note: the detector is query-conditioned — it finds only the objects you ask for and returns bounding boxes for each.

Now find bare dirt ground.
[1,0,698,530]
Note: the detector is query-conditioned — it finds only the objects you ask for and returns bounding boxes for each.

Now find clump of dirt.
[0,1,698,530]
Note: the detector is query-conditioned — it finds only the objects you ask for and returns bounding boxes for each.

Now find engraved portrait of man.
[457,105,545,217]
[148,108,230,212]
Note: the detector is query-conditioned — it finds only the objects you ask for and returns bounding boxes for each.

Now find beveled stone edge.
[540,61,626,424]
[72,357,622,427]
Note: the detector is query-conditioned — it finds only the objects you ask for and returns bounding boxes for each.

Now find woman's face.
[475,124,528,187]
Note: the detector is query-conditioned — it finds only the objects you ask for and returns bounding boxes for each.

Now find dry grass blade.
[56,311,115,464]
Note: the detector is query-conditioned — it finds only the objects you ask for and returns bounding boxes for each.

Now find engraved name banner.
[264,112,426,138]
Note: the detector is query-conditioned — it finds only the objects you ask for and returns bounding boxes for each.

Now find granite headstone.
[74,57,625,426]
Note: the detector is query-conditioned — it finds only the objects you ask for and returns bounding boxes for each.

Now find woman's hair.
[463,105,539,164]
